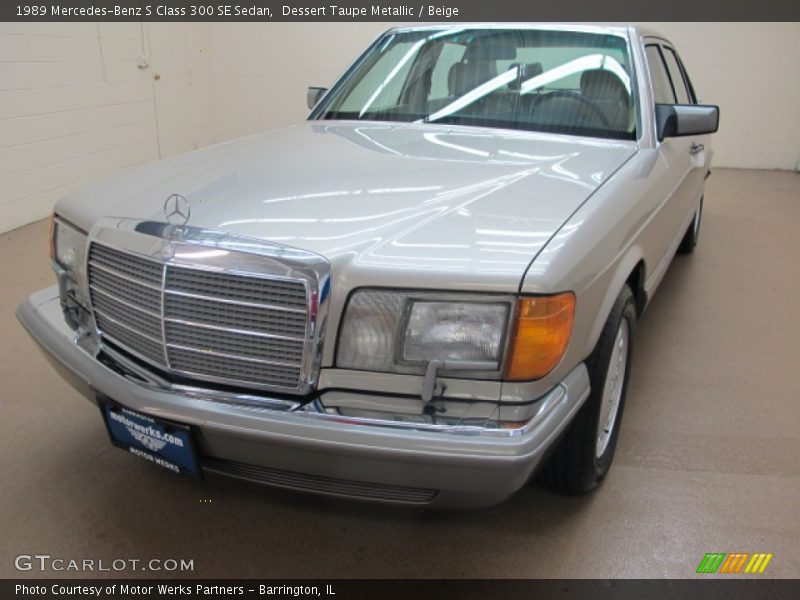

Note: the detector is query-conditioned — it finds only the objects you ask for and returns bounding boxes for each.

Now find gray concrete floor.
[1,168,798,579]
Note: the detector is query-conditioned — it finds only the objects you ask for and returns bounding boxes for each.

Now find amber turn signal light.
[505,292,576,381]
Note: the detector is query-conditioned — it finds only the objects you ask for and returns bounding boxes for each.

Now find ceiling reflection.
[144,121,636,285]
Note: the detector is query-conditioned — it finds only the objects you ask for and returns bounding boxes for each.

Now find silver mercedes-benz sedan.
[17,24,718,507]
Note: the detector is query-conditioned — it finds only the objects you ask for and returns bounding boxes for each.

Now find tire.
[541,285,637,493]
[677,196,703,254]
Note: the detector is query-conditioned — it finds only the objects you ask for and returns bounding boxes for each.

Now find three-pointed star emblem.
[164,193,191,226]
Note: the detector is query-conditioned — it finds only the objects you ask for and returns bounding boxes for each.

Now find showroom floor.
[1,169,798,579]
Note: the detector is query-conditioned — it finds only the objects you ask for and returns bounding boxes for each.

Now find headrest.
[580,69,628,101]
[447,61,497,97]
[580,68,632,130]
[508,62,543,91]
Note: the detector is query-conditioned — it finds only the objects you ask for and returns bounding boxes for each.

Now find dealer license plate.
[100,399,201,478]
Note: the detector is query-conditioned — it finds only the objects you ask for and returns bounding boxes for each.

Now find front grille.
[202,457,438,504]
[167,268,308,309]
[87,242,310,391]
[164,294,307,338]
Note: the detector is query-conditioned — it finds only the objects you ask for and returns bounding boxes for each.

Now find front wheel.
[542,285,636,493]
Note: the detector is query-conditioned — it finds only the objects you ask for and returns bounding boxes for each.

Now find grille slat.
[89,245,162,286]
[89,268,161,313]
[87,242,310,392]
[168,347,301,387]
[90,291,163,341]
[167,269,307,308]
[202,457,438,504]
[94,315,165,365]
[164,294,307,338]
[165,321,305,363]
[166,343,300,368]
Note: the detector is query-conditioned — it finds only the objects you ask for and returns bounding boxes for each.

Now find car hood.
[59,122,636,292]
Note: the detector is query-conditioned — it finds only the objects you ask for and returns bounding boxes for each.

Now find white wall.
[2,22,798,233]
[642,22,800,171]
[211,23,386,140]
[0,22,214,233]
[147,22,216,156]
[0,23,156,233]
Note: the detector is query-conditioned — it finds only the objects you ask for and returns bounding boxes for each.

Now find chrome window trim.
[85,218,331,396]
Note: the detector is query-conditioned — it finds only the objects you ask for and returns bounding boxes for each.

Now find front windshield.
[315,28,636,140]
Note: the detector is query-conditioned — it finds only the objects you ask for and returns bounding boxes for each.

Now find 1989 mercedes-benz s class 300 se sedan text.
[17,24,718,507]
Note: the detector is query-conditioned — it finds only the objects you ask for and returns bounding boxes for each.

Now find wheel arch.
[584,248,646,360]
[626,259,648,318]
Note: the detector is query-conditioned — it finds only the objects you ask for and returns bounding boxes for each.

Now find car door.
[661,44,712,214]
[643,41,699,275]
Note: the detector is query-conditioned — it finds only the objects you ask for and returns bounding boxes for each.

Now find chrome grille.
[92,290,162,339]
[164,321,305,364]
[95,315,165,365]
[168,347,302,388]
[163,294,307,338]
[89,243,163,285]
[167,269,307,308]
[89,267,161,313]
[87,242,311,392]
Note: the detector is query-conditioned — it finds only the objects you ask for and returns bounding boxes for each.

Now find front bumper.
[17,286,591,508]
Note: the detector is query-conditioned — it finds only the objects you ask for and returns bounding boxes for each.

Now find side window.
[662,47,691,104]
[663,47,697,103]
[645,45,676,104]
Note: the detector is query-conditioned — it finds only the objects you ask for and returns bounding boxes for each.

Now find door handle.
[690,143,705,155]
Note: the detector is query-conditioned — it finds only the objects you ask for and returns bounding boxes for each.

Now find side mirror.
[655,104,719,141]
[307,86,328,110]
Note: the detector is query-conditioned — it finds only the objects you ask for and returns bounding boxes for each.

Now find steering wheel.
[532,90,611,128]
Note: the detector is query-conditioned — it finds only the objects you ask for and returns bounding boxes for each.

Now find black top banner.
[1,0,799,21]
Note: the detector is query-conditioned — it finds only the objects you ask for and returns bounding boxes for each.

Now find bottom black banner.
[3,579,800,600]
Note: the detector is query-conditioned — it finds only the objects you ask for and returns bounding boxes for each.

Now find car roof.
[387,23,671,44]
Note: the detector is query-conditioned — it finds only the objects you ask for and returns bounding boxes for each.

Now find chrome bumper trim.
[17,286,592,508]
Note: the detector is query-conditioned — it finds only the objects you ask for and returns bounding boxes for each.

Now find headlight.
[49,214,90,330]
[403,301,507,363]
[337,289,512,377]
[337,288,575,381]
[51,215,88,278]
